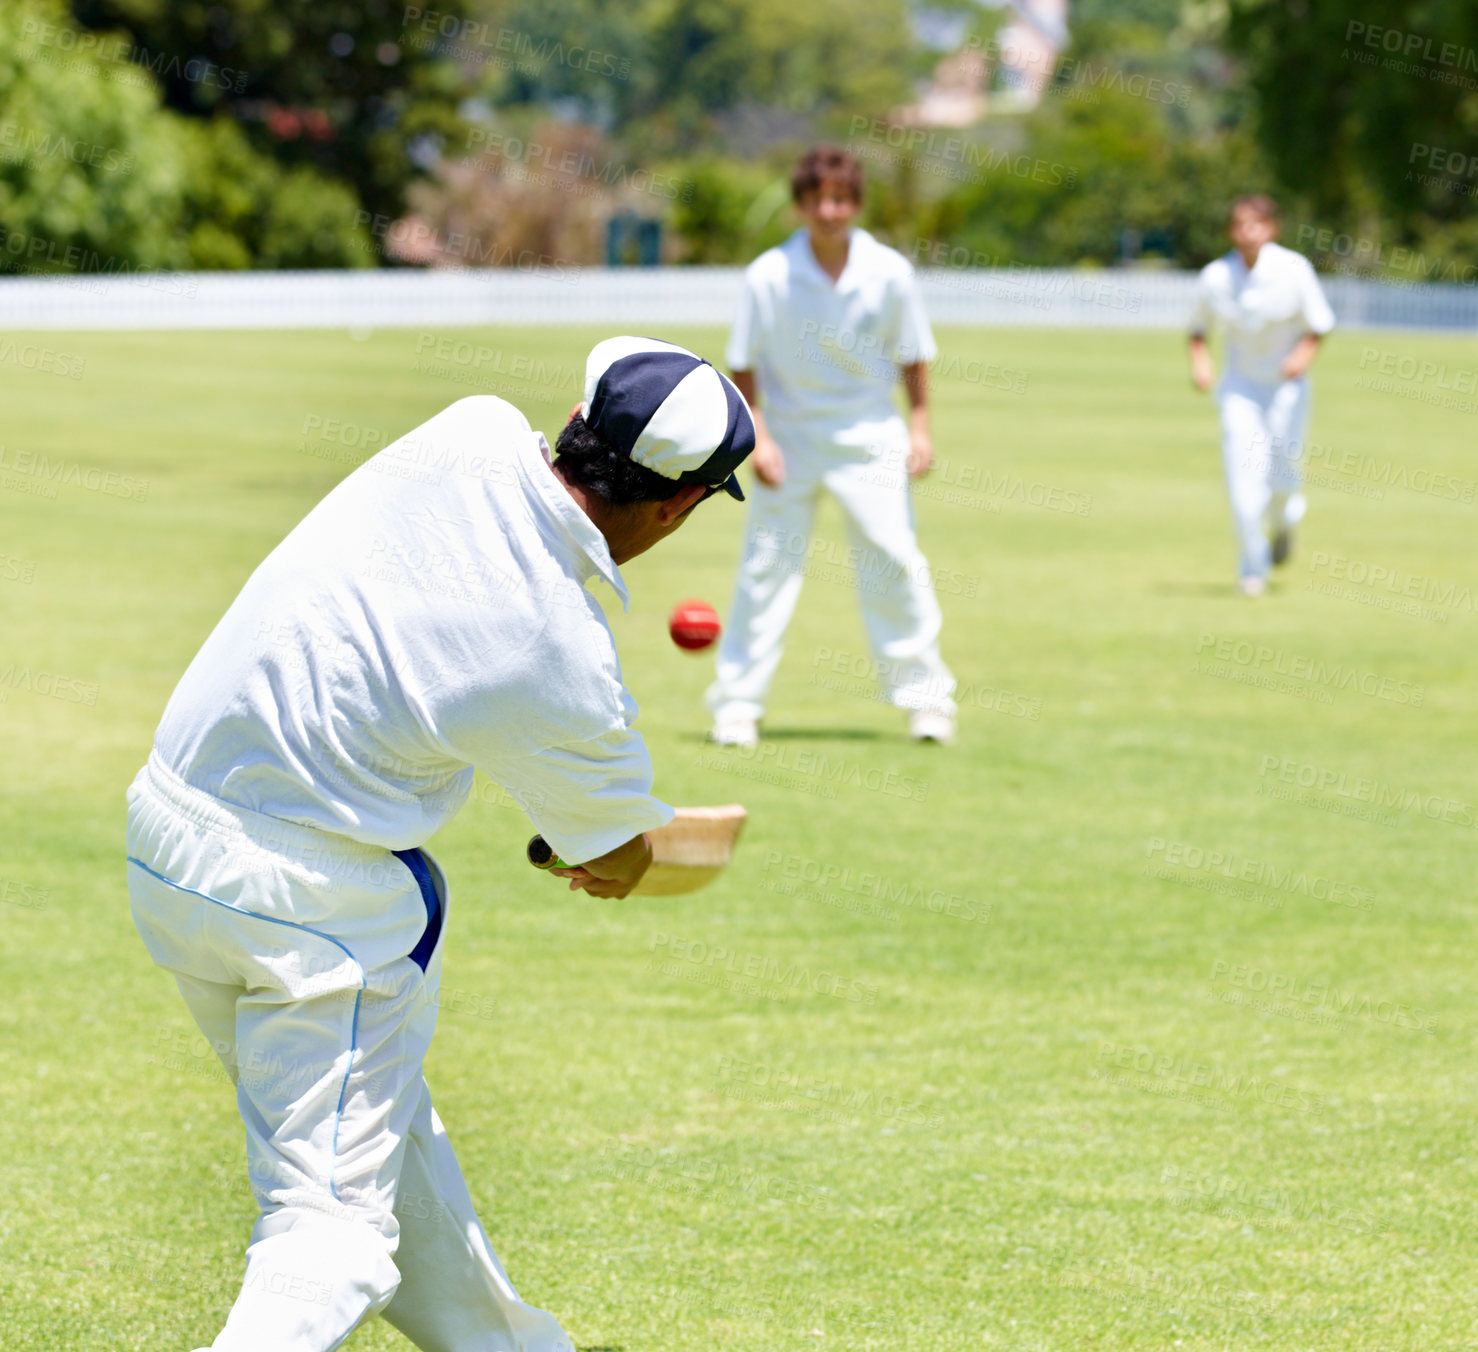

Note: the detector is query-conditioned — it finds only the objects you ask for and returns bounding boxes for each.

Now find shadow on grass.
[1149,580,1245,598]
[680,727,883,744]
[760,727,884,741]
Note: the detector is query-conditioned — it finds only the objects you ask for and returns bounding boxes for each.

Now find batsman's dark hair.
[791,145,865,205]
[553,412,686,505]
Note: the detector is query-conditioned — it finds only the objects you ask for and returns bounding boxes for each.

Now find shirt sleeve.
[725,268,763,371]
[890,268,938,365]
[501,724,675,866]
[1299,260,1336,335]
[1188,272,1214,336]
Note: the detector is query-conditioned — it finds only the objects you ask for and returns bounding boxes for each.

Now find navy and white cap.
[581,336,755,501]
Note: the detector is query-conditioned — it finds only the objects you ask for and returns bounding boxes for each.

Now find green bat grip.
[526,835,571,871]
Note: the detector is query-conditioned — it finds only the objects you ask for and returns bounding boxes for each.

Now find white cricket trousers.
[1217,373,1311,582]
[707,420,955,722]
[125,753,573,1352]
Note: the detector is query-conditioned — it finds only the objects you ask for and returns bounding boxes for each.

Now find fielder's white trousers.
[125,753,573,1352]
[1217,373,1311,582]
[706,418,956,722]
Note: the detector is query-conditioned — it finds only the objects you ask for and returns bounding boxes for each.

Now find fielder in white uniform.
[1188,194,1336,595]
[707,145,957,745]
[125,338,754,1352]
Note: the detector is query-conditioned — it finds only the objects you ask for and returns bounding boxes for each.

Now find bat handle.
[526,835,570,870]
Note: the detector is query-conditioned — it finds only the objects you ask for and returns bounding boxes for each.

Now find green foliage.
[257,166,374,269]
[471,0,914,151]
[860,87,1268,271]
[1225,0,1478,229]
[175,117,374,270]
[70,0,475,223]
[0,2,373,275]
[665,155,794,262]
[1073,0,1186,31]
[7,0,1475,275]
[0,0,187,272]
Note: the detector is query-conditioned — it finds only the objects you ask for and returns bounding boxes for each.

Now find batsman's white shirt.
[154,394,672,866]
[1189,241,1335,386]
[726,226,937,441]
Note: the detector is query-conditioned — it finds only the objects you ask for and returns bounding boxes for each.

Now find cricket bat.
[527,804,747,896]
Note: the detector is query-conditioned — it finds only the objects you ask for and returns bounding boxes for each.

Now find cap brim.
[721,472,744,502]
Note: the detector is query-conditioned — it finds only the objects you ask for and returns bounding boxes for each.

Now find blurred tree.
[68,0,472,225]
[0,0,372,273]
[402,118,614,267]
[665,155,794,261]
[912,86,1268,269]
[465,0,913,152]
[175,117,375,269]
[463,0,645,130]
[1224,0,1478,230]
[0,0,188,272]
[1073,0,1184,29]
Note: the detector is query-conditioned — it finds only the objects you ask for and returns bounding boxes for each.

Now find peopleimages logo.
[1308,550,1476,614]
[1344,20,1478,75]
[1161,1164,1390,1236]
[1357,346,1478,390]
[1293,225,1478,285]
[1144,838,1375,911]
[1257,755,1475,827]
[1194,634,1424,706]
[1094,1040,1324,1116]
[847,116,1078,187]
[650,934,879,1005]
[761,849,991,926]
[1209,960,1435,1031]
[0,664,99,706]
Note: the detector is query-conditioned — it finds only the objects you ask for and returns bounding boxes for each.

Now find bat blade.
[633,804,748,896]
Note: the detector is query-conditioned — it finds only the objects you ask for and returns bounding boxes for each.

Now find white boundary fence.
[0,266,1475,332]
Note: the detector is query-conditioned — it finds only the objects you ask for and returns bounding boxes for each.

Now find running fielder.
[125,337,754,1352]
[1188,194,1336,595]
[707,145,957,745]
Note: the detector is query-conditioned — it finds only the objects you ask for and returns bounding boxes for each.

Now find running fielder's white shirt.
[1190,241,1335,386]
[726,226,937,441]
[154,395,673,864]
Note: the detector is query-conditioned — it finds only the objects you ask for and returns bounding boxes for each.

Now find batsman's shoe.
[909,711,955,744]
[1238,575,1267,597]
[709,716,759,748]
[1271,527,1293,567]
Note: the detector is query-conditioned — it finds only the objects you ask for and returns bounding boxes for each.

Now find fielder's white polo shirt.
[154,395,673,864]
[727,227,937,440]
[1190,241,1335,387]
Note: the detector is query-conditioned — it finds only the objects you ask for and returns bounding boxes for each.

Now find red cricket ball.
[668,598,721,651]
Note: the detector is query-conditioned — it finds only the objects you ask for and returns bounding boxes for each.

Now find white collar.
[516,432,631,611]
[790,226,869,287]
[1228,242,1280,275]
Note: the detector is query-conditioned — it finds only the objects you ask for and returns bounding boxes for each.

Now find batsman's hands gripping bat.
[528,805,748,897]
[531,832,652,898]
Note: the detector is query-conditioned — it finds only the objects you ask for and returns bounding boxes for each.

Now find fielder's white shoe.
[909,711,955,744]
[709,716,759,748]
[1238,576,1267,597]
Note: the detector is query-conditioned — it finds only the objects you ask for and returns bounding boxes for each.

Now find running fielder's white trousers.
[707,420,955,722]
[125,753,573,1352]
[1217,374,1311,582]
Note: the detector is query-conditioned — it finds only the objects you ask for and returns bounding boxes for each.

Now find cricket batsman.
[706,145,957,745]
[124,337,754,1352]
[1188,194,1336,595]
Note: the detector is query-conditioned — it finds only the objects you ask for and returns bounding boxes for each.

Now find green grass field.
[3,321,1476,1351]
